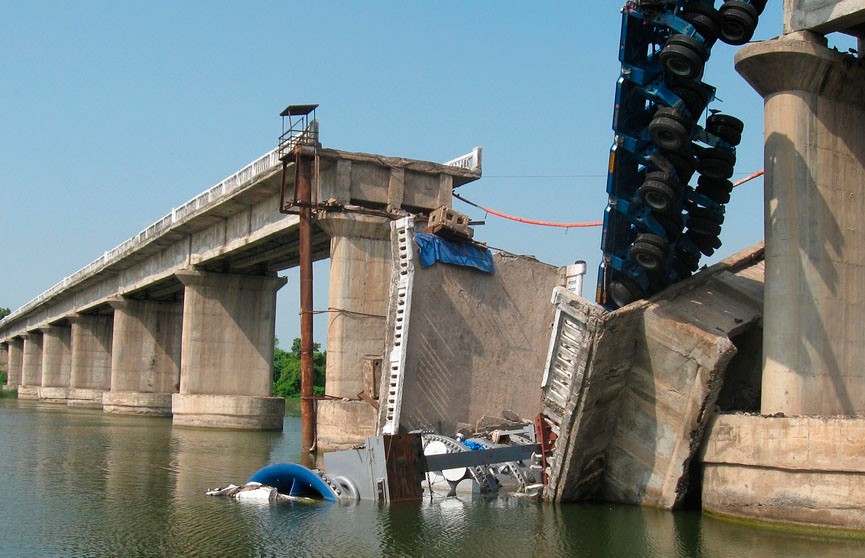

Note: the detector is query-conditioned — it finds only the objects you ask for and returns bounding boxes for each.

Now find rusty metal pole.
[295,146,316,453]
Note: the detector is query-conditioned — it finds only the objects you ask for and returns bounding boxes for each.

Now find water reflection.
[1,399,864,558]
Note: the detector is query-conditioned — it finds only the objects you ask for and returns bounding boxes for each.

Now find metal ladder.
[380,217,416,435]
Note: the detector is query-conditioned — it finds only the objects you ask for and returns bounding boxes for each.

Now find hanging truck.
[597,0,765,309]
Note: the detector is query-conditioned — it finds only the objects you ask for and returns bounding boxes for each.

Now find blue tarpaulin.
[414,232,494,273]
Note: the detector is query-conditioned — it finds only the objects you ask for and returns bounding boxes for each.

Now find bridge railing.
[444,146,483,172]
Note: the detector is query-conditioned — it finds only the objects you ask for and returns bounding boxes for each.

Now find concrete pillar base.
[171,394,285,430]
[103,392,173,416]
[38,387,69,403]
[316,399,377,451]
[67,388,106,408]
[17,386,39,399]
[701,414,865,531]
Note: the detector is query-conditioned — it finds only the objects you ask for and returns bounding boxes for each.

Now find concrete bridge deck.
[0,146,480,336]
[0,141,481,428]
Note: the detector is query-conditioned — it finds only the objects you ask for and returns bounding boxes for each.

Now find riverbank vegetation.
[272,337,325,400]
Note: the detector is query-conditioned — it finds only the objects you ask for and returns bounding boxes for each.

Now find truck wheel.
[675,249,700,273]
[670,80,710,118]
[660,35,707,80]
[719,1,758,45]
[653,211,684,241]
[640,171,680,213]
[698,147,736,179]
[640,180,677,213]
[707,113,744,145]
[708,123,742,146]
[687,217,722,236]
[690,206,725,225]
[608,276,645,309]
[687,230,723,256]
[649,115,690,151]
[682,2,722,46]
[631,234,669,271]
[659,150,696,183]
[696,182,731,204]
[707,113,745,133]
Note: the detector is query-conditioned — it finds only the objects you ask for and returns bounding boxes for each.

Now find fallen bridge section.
[544,243,764,508]
[340,219,564,452]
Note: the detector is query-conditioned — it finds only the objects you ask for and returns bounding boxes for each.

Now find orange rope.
[732,169,764,187]
[453,169,764,229]
[453,192,603,229]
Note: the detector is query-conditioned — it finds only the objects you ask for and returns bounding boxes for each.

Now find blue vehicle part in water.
[248,463,338,502]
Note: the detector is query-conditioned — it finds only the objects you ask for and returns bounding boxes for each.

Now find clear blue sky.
[0,2,850,345]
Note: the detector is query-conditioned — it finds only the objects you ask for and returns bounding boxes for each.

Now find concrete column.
[19,332,44,399]
[104,298,182,416]
[39,325,72,402]
[68,313,114,408]
[0,343,7,388]
[173,270,286,430]
[315,212,392,450]
[736,32,865,416]
[6,337,23,389]
[317,212,393,397]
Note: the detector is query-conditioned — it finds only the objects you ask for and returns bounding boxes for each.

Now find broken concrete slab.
[379,220,561,437]
[545,244,765,509]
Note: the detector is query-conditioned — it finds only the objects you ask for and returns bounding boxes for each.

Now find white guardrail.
[1,143,482,330]
[445,146,482,172]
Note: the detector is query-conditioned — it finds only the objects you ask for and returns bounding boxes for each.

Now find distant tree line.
[272,337,325,399]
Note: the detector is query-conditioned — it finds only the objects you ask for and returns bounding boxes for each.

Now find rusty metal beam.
[295,147,316,453]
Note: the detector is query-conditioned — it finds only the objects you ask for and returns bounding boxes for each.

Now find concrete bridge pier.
[734,31,865,415]
[19,332,43,399]
[5,338,23,389]
[172,270,286,430]
[103,298,182,416]
[68,314,114,408]
[316,212,393,450]
[0,342,7,388]
[745,34,865,416]
[702,23,865,530]
[39,325,72,402]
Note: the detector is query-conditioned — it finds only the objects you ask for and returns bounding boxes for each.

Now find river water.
[1,398,863,558]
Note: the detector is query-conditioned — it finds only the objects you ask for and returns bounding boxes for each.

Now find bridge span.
[0,141,481,429]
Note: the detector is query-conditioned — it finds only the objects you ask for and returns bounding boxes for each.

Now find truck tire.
[682,2,722,46]
[719,1,758,45]
[696,182,731,204]
[631,234,669,271]
[698,147,736,179]
[687,216,722,236]
[670,80,710,118]
[608,276,645,309]
[640,171,680,213]
[689,206,725,225]
[649,115,690,151]
[660,35,708,80]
